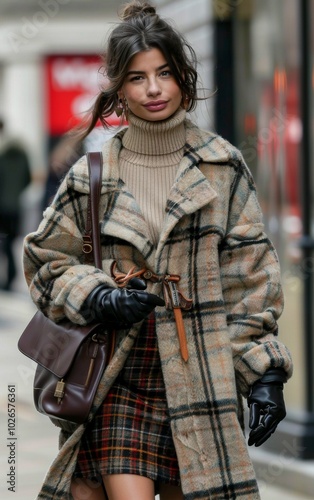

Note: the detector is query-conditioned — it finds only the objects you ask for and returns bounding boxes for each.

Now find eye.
[129,75,144,82]
[160,70,172,77]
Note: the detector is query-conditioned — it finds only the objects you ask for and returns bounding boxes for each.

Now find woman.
[23,2,293,499]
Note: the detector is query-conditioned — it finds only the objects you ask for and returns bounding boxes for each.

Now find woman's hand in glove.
[247,368,287,447]
[83,278,165,328]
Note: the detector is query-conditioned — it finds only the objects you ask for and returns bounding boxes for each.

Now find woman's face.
[119,48,182,121]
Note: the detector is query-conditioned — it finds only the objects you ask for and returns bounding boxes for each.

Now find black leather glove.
[83,277,165,328]
[247,368,287,447]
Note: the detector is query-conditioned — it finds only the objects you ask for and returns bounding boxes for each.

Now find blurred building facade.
[213,0,314,461]
[0,0,313,466]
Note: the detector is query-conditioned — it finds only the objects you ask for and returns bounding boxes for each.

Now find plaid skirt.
[74,313,180,487]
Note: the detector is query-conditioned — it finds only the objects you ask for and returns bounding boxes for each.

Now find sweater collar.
[122,108,186,157]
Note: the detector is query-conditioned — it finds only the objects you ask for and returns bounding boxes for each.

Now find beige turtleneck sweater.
[119,108,186,244]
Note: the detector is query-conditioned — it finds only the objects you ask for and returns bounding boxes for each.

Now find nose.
[147,77,161,96]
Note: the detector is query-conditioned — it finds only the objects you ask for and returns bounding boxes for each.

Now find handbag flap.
[18,311,101,378]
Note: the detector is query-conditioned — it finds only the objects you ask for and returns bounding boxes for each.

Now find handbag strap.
[83,152,103,269]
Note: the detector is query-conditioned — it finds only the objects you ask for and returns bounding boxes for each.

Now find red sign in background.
[45,55,121,135]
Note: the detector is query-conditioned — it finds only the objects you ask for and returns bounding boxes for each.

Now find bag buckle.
[54,379,65,403]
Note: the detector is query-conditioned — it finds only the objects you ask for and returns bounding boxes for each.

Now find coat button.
[143,271,153,279]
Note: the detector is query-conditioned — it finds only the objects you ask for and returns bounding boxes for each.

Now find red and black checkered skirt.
[74,313,180,487]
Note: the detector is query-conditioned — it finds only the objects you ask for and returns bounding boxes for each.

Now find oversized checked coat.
[24,119,293,500]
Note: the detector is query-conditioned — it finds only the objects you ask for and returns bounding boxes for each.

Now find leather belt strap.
[111,262,192,362]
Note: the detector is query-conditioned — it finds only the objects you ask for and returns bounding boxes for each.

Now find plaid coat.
[24,120,293,499]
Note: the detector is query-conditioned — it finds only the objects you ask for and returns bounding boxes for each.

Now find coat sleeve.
[219,156,293,395]
[23,164,116,325]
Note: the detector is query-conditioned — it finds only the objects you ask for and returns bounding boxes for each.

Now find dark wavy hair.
[79,1,199,139]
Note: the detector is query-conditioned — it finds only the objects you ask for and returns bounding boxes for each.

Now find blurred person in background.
[42,134,84,209]
[0,118,31,291]
[23,1,293,499]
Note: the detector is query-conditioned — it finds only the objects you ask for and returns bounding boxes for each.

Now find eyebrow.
[126,63,169,76]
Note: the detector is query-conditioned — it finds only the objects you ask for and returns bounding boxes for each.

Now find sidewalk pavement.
[1,287,313,500]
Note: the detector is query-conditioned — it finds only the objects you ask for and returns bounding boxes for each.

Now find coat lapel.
[97,121,233,268]
[157,152,218,250]
[156,122,222,260]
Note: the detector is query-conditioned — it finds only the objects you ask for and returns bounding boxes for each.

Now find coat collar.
[101,118,238,183]
[69,120,237,268]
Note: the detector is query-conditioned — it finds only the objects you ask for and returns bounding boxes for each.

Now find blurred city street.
[1,0,314,498]
[0,240,313,499]
[0,245,59,499]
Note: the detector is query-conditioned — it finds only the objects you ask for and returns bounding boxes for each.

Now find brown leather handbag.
[18,152,114,431]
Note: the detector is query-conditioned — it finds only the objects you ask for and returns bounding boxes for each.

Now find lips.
[144,100,168,111]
